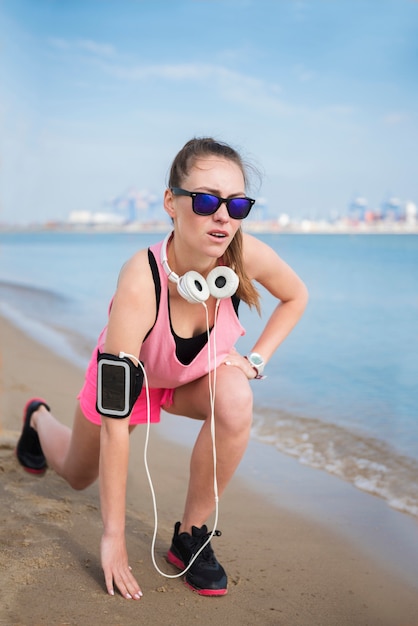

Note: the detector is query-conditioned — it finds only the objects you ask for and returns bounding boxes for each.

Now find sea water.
[1,230,417,517]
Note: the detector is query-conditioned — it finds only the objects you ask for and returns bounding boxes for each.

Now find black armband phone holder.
[96,351,144,418]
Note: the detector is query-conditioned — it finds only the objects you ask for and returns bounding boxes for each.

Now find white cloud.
[45,36,355,122]
[382,112,407,126]
[48,37,116,58]
[294,64,316,82]
[77,39,116,57]
[48,37,70,50]
[94,57,291,114]
[291,0,310,22]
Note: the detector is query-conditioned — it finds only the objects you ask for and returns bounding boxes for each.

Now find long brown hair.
[168,137,261,312]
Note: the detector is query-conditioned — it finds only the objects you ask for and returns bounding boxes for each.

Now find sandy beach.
[1,314,418,626]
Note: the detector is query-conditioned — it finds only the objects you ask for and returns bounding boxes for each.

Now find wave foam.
[252,409,418,518]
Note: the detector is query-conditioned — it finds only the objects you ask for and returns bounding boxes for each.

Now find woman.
[16,137,308,600]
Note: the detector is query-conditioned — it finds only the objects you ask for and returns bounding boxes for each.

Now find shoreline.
[2,224,418,235]
[1,314,418,625]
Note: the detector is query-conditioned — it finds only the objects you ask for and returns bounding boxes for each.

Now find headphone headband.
[160,230,239,303]
[161,231,179,284]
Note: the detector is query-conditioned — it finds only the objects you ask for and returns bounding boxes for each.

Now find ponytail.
[223,228,260,314]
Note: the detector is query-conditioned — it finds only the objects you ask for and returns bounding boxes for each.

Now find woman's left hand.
[222,347,257,379]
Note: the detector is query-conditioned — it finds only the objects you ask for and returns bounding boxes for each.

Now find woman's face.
[165,155,245,259]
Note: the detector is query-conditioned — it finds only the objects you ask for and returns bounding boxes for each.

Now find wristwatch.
[246,352,266,379]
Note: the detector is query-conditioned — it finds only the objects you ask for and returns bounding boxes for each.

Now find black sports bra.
[147,249,240,366]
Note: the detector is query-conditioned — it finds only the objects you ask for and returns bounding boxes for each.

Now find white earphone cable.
[120,297,220,579]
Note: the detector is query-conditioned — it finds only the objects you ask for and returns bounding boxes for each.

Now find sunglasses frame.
[170,187,255,220]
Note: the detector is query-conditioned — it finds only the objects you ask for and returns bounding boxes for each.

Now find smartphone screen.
[97,359,130,416]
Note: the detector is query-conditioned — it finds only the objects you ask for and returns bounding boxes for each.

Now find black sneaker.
[167,521,228,596]
[16,398,49,475]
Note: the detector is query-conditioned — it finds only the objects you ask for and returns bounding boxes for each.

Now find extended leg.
[30,402,101,490]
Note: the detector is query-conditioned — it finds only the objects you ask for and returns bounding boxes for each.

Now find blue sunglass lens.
[227,198,252,219]
[193,194,221,214]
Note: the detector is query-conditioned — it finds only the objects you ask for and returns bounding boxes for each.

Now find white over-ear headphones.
[160,232,239,304]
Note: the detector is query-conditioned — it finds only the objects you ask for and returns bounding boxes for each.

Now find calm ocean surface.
[1,231,417,517]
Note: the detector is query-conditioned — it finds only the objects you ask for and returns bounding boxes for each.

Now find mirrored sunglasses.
[171,187,255,220]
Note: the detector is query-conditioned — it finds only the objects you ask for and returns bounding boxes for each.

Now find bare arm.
[244,233,308,362]
[226,233,308,377]
[99,249,156,599]
[100,418,138,598]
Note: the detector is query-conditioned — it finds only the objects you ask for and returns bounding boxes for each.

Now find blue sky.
[1,0,417,224]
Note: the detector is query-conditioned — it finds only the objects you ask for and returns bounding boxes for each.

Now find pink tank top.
[138,239,245,389]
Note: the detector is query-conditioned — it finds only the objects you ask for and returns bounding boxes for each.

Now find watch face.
[247,353,265,378]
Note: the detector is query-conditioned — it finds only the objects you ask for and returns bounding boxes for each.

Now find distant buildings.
[346,194,416,227]
[68,187,168,228]
[65,187,417,234]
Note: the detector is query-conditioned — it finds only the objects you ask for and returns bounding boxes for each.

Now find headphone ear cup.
[206,266,239,300]
[177,271,211,303]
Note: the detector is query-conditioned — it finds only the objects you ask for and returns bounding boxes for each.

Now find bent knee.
[215,373,253,429]
[67,471,98,491]
[230,385,253,416]
[220,366,253,404]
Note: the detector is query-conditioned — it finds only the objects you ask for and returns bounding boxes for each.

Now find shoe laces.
[193,530,222,564]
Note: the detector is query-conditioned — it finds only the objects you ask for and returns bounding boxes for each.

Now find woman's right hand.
[101,532,143,600]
